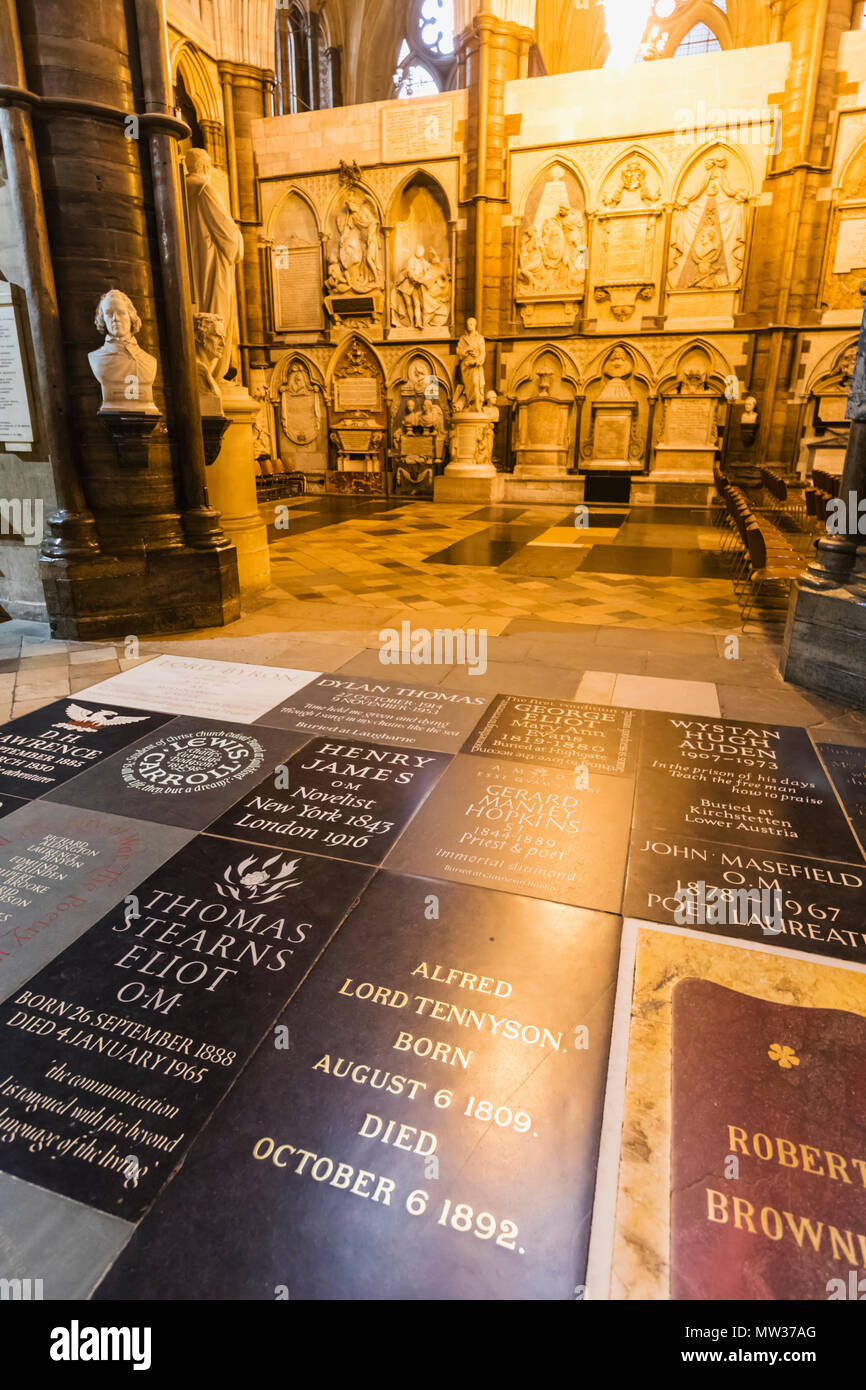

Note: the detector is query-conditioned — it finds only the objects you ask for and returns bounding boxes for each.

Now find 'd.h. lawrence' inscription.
[671,978,866,1300]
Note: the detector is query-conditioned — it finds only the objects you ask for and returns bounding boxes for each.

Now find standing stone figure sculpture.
[456,317,486,413]
[185,147,244,379]
[88,289,158,414]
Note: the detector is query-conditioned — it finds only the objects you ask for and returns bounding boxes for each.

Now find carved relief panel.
[823,141,866,316]
[390,174,453,338]
[325,163,385,328]
[514,163,587,328]
[271,354,328,480]
[389,353,450,497]
[667,150,750,320]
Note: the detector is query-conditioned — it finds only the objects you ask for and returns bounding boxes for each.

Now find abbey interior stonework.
[0,0,865,1335]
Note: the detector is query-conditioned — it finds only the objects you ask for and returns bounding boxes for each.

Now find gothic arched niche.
[514,161,587,328]
[269,190,324,333]
[270,352,328,477]
[390,173,452,336]
[823,141,866,315]
[593,150,663,324]
[667,146,751,300]
[327,335,388,495]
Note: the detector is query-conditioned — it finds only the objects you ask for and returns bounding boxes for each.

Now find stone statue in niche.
[669,156,748,291]
[252,383,276,462]
[185,148,244,379]
[455,317,486,413]
[89,289,158,414]
[279,362,322,447]
[392,245,451,330]
[328,187,383,294]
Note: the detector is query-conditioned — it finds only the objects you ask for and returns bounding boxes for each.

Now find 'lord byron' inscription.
[0,834,372,1218]
[95,875,620,1300]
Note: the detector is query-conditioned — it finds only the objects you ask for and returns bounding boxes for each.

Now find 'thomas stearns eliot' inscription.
[0,835,373,1220]
[95,875,621,1300]
[671,979,866,1300]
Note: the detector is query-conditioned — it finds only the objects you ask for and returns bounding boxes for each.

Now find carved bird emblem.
[54,703,149,733]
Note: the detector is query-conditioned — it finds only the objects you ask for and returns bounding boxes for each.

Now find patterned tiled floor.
[0,497,863,741]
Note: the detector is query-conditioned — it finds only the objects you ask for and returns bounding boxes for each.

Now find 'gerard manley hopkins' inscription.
[671,978,866,1299]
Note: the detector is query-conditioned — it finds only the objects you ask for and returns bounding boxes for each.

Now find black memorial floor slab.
[93,874,621,1301]
[45,717,309,831]
[206,736,451,866]
[0,834,374,1219]
[255,672,493,752]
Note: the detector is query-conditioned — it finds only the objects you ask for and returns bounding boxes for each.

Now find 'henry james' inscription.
[0,699,172,800]
[0,835,372,1218]
[671,978,866,1300]
[624,834,866,963]
[385,754,634,913]
[208,737,449,866]
[95,875,621,1300]
[633,715,862,862]
[257,675,492,753]
[463,696,635,775]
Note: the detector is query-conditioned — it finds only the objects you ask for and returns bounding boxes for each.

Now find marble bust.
[194,312,226,402]
[88,290,158,414]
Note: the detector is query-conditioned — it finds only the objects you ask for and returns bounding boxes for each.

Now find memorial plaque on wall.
[382,101,454,161]
[624,833,866,963]
[334,377,378,412]
[0,801,191,1003]
[0,834,374,1219]
[257,673,492,752]
[207,736,450,866]
[817,743,866,846]
[385,754,634,913]
[0,283,35,448]
[275,247,324,332]
[74,655,320,724]
[94,874,621,1300]
[463,696,636,775]
[633,714,862,862]
[671,978,866,1300]
[0,698,173,800]
[46,717,308,831]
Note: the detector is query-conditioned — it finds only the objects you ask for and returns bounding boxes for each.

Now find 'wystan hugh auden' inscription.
[633,715,862,863]
[94,875,621,1300]
[0,834,373,1218]
[207,737,450,865]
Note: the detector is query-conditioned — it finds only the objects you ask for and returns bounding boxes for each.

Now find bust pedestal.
[206,381,271,592]
[435,409,503,502]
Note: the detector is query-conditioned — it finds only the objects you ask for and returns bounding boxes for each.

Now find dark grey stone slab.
[634,713,864,863]
[817,743,866,851]
[44,717,308,830]
[0,802,192,1003]
[94,874,621,1300]
[0,1172,132,1300]
[624,832,866,963]
[385,753,634,913]
[0,835,373,1219]
[256,672,493,752]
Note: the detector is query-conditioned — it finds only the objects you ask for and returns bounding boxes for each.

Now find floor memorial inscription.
[94,873,621,1300]
[0,834,373,1218]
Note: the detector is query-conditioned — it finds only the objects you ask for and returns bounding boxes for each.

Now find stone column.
[7,0,239,637]
[219,61,273,372]
[781,285,866,707]
[208,381,271,593]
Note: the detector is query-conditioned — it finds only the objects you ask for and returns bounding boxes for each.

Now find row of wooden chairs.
[714,471,804,627]
[255,456,306,502]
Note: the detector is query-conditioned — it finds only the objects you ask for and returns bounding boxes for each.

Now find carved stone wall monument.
[325,165,384,326]
[582,346,642,471]
[593,159,661,323]
[652,357,721,483]
[515,163,587,327]
[513,356,574,478]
